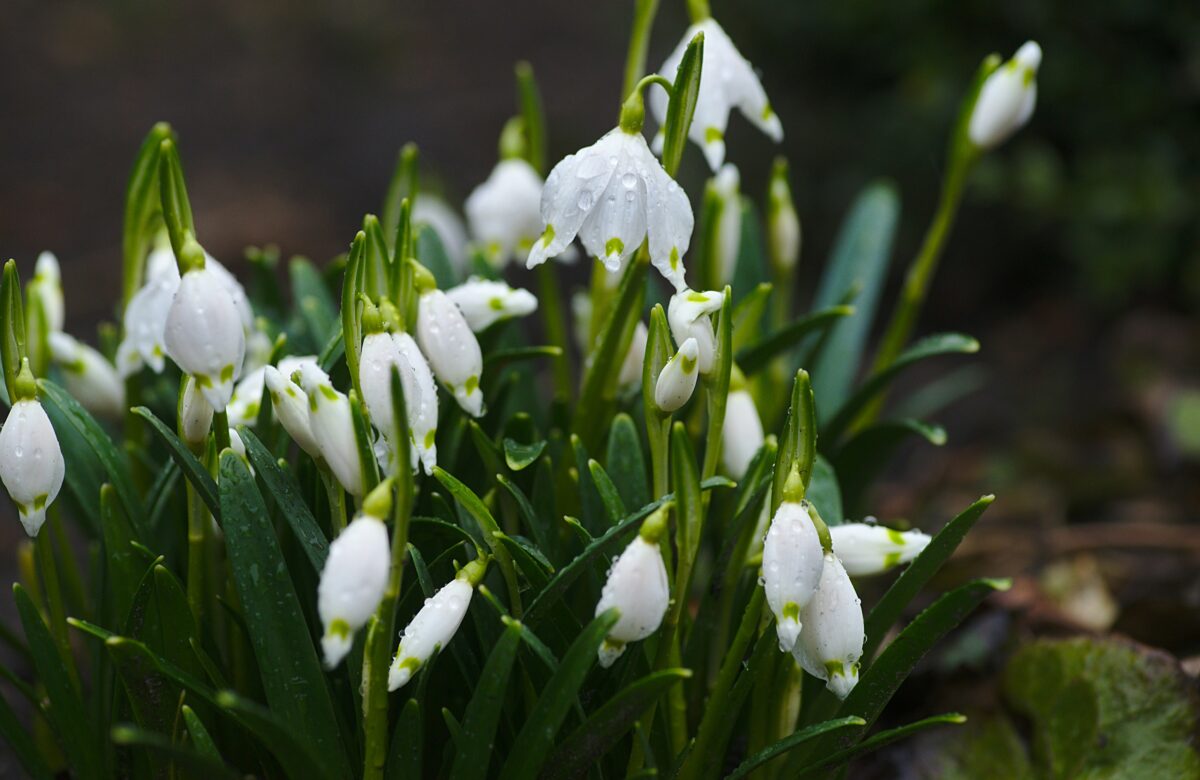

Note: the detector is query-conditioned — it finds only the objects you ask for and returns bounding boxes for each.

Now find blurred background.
[2,0,1199,774]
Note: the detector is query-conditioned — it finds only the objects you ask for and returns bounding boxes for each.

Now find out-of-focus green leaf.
[833,418,946,514]
[415,223,458,290]
[606,413,650,512]
[736,305,855,376]
[496,474,557,565]
[216,689,341,780]
[110,724,239,780]
[794,713,966,776]
[181,704,220,763]
[238,427,329,571]
[587,459,626,524]
[106,635,183,738]
[0,684,51,779]
[133,406,219,518]
[660,32,704,177]
[502,437,545,471]
[100,484,141,623]
[806,454,844,527]
[291,256,339,352]
[386,697,423,780]
[483,345,563,372]
[515,61,547,175]
[725,716,866,780]
[449,622,522,780]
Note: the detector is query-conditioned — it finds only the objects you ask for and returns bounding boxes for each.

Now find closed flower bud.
[762,500,825,653]
[618,321,648,387]
[721,389,763,479]
[968,41,1042,150]
[465,159,545,268]
[767,158,801,274]
[264,359,322,460]
[164,258,247,412]
[297,362,363,497]
[446,278,538,333]
[28,251,64,334]
[654,337,700,413]
[709,164,742,286]
[791,552,863,700]
[595,510,670,667]
[318,512,390,668]
[416,288,484,418]
[830,522,931,577]
[667,288,723,375]
[393,333,439,475]
[179,376,214,449]
[0,378,65,537]
[389,558,486,691]
[49,332,124,418]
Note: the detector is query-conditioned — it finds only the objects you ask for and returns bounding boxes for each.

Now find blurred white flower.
[446,278,538,333]
[417,288,484,418]
[227,366,267,428]
[968,41,1041,150]
[830,522,931,577]
[414,197,469,275]
[618,321,649,387]
[297,362,363,497]
[767,158,801,274]
[762,500,824,653]
[49,332,124,418]
[28,251,64,335]
[654,337,700,413]
[667,288,722,375]
[465,159,545,268]
[388,559,485,691]
[319,511,390,668]
[0,390,65,537]
[721,389,763,479]
[791,552,863,700]
[710,164,742,285]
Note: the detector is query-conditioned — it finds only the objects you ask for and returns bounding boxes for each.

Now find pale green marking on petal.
[605,237,624,258]
[704,127,723,144]
[886,528,906,546]
[464,375,479,394]
[670,247,680,271]
[782,602,800,621]
[488,297,505,311]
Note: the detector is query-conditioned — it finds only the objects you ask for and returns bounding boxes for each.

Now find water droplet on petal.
[622,172,637,189]
[578,190,594,210]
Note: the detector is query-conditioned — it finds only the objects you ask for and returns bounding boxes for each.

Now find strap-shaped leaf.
[111,724,239,780]
[725,716,866,779]
[660,32,704,177]
[100,484,141,623]
[606,413,650,512]
[791,713,966,776]
[291,256,339,353]
[833,418,947,514]
[0,683,51,779]
[807,454,844,527]
[133,406,219,518]
[181,704,221,763]
[122,123,173,304]
[386,698,423,779]
[515,61,547,175]
[106,635,183,738]
[237,427,329,571]
[588,458,627,524]
[449,622,522,780]
[735,305,855,376]
[341,231,365,394]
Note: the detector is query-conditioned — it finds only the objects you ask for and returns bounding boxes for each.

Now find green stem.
[686,0,711,23]
[213,409,231,452]
[185,481,207,626]
[321,468,349,534]
[536,263,573,402]
[34,527,81,694]
[622,0,662,100]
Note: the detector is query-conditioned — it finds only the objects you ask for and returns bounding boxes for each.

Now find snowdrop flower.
[416,280,484,418]
[226,366,267,428]
[414,196,469,275]
[319,484,392,668]
[394,333,439,475]
[968,41,1042,150]
[446,278,538,333]
[721,388,763,480]
[359,322,404,441]
[116,247,180,377]
[242,325,274,377]
[767,158,801,275]
[526,125,694,291]
[297,361,363,497]
[654,337,699,413]
[28,252,64,335]
[830,522,931,577]
[762,500,825,653]
[618,321,649,387]
[465,159,545,267]
[667,288,722,375]
[389,558,487,691]
[263,359,322,460]
[0,363,65,537]
[791,552,864,700]
[650,18,782,171]
[709,164,742,285]
[179,376,214,449]
[48,332,124,418]
[595,507,671,667]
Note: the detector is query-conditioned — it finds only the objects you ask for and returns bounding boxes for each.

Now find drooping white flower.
[263,359,322,460]
[227,366,267,428]
[655,337,700,413]
[179,376,214,449]
[767,158,801,274]
[242,325,274,377]
[48,332,124,418]
[595,511,670,667]
[968,41,1042,150]
[358,326,437,475]
[667,288,722,375]
[297,362,363,497]
[830,522,931,577]
[164,259,247,412]
[28,252,64,334]
[791,552,864,700]
[762,500,825,653]
[319,508,390,668]
[0,390,65,537]
[618,321,649,387]
[526,128,694,291]
[721,389,763,479]
[388,559,485,691]
[360,330,404,441]
[416,288,484,417]
[709,164,742,285]
[393,333,439,475]
[650,18,783,171]
[465,159,545,267]
[446,278,538,333]
[414,196,469,275]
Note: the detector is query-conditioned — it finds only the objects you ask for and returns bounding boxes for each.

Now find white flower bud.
[710,164,742,285]
[0,399,65,537]
[297,362,363,497]
[654,337,700,413]
[465,159,545,268]
[618,321,648,387]
[318,513,390,668]
[227,366,267,428]
[767,159,801,274]
[48,333,124,418]
[388,563,482,691]
[595,533,670,668]
[721,390,763,479]
[29,252,64,334]
[264,359,322,460]
[762,500,825,653]
[830,522,931,577]
[164,265,246,412]
[358,330,438,475]
[667,288,723,375]
[791,552,863,700]
[179,376,214,448]
[416,289,484,418]
[393,333,439,475]
[968,41,1042,150]
[445,278,538,333]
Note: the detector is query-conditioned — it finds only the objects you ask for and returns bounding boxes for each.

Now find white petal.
[298,363,362,496]
[394,333,439,475]
[721,390,763,479]
[359,332,404,439]
[577,134,650,272]
[654,337,700,412]
[227,366,267,428]
[595,536,669,666]
[164,267,246,411]
[264,365,321,459]
[0,400,65,537]
[645,165,694,292]
[31,252,64,334]
[465,159,544,268]
[830,523,931,577]
[414,197,469,276]
[319,515,390,668]
[667,289,721,374]
[49,332,125,418]
[791,553,863,700]
[388,578,473,690]
[528,132,624,268]
[711,164,742,285]
[762,501,825,652]
[416,290,484,417]
[179,376,214,448]
[618,321,649,387]
[968,41,1042,149]
[446,278,538,332]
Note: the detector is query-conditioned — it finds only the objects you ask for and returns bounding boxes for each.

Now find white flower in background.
[417,288,484,417]
[650,18,783,171]
[0,368,65,537]
[667,288,722,375]
[709,164,742,285]
[968,41,1042,150]
[762,500,825,653]
[767,158,801,274]
[116,248,180,376]
[791,552,864,700]
[465,159,545,267]
[242,325,274,377]
[263,359,322,460]
[227,366,267,428]
[164,258,247,412]
[526,127,694,291]
[394,333,439,475]
[389,558,486,691]
[830,522,931,577]
[179,376,214,449]
[654,337,700,413]
[319,499,391,668]
[28,252,64,334]
[618,321,649,387]
[721,389,763,479]
[414,196,469,275]
[297,361,363,497]
[49,332,124,418]
[595,508,671,667]
[446,278,538,333]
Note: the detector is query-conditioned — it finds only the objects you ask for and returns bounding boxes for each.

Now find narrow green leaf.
[736,305,855,375]
[449,623,522,780]
[588,459,627,524]
[100,483,141,622]
[0,686,52,779]
[157,137,195,260]
[484,345,563,371]
[732,282,773,351]
[606,413,650,512]
[386,698,422,780]
[341,232,365,396]
[181,704,220,762]
[122,123,173,305]
[382,144,419,253]
[110,723,239,780]
[794,713,966,776]
[671,421,703,567]
[502,437,546,471]
[291,256,339,351]
[496,475,556,564]
[496,533,553,591]
[106,635,183,737]
[661,32,704,177]
[133,406,219,518]
[772,369,817,513]
[216,689,342,780]
[515,62,547,174]
[725,716,866,779]
[833,418,947,514]
[642,304,673,498]
[238,427,330,571]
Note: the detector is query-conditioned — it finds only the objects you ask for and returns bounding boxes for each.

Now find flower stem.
[213,409,231,452]
[686,0,711,23]
[35,523,81,694]
[321,468,349,534]
[536,263,573,402]
[622,0,662,100]
[185,479,208,627]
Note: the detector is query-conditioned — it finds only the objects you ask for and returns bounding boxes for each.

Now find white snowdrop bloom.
[242,326,274,377]
[721,389,763,479]
[179,376,214,449]
[116,249,181,377]
[526,127,694,292]
[263,360,322,460]
[28,252,64,334]
[416,288,484,418]
[830,522,931,577]
[792,552,864,700]
[226,366,267,428]
[767,158,801,274]
[654,337,700,413]
[650,18,783,171]
[297,362,363,497]
[618,321,649,387]
[414,196,469,275]
[667,288,723,375]
[203,254,254,332]
[360,330,404,440]
[319,511,390,668]
[465,159,545,268]
[393,333,439,475]
[358,325,438,475]
[164,257,247,412]
[446,278,538,333]
[0,379,65,537]
[762,500,825,653]
[595,513,670,668]
[389,559,485,691]
[48,332,124,418]
[968,41,1042,150]
[710,164,742,285]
